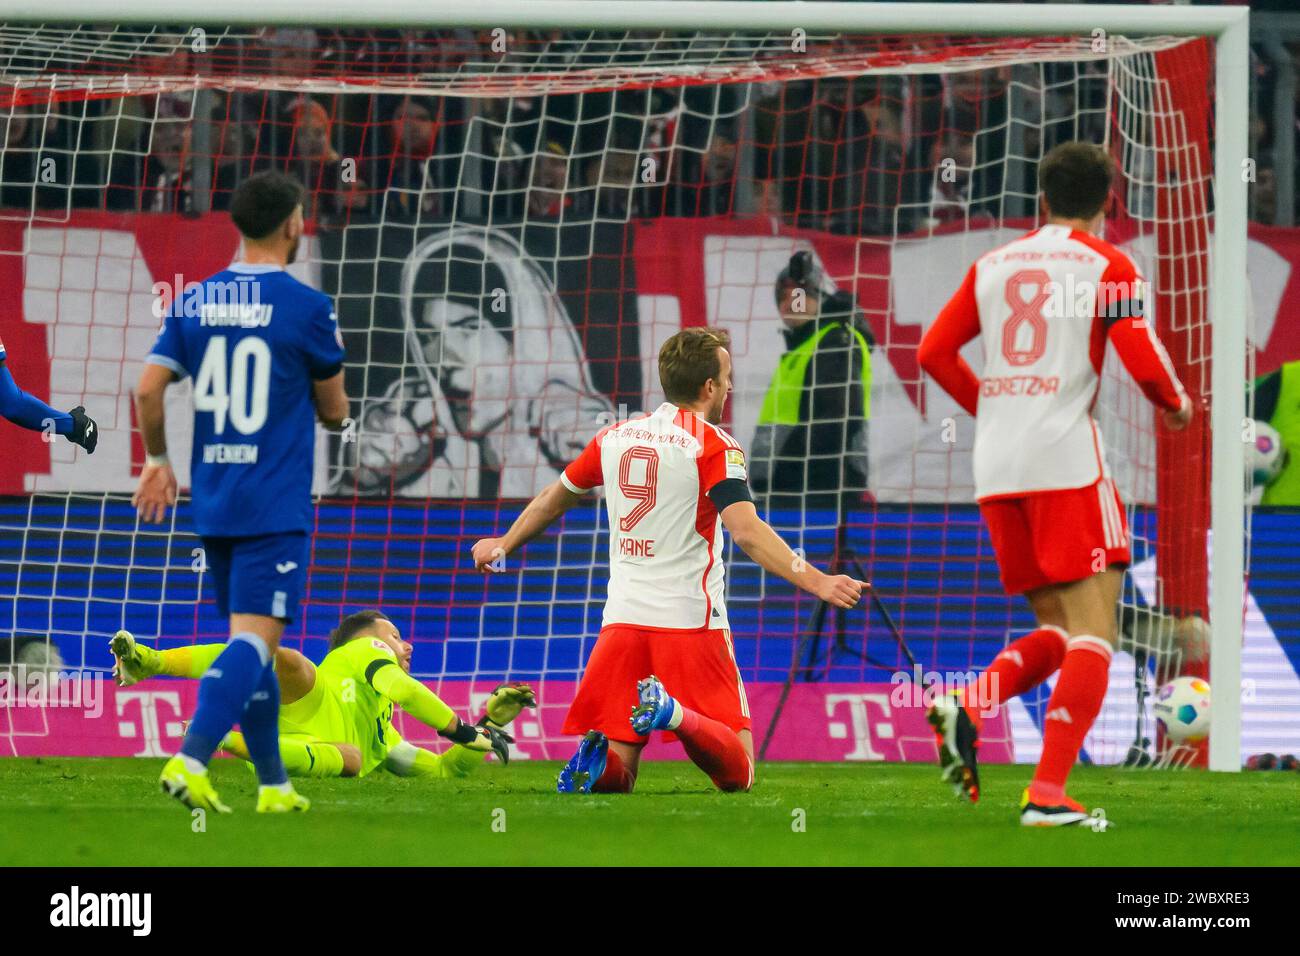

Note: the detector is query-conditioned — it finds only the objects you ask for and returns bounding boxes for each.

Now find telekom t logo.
[824,693,894,760]
[116,691,185,757]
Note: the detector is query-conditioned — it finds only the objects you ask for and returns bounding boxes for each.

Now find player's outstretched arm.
[471,479,584,571]
[384,740,485,779]
[0,361,97,452]
[132,362,179,524]
[370,665,512,763]
[720,501,865,609]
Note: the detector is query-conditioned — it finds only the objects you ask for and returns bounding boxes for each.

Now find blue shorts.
[202,532,310,622]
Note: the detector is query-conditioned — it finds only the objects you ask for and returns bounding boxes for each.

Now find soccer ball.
[1246,420,1286,488]
[1153,676,1211,743]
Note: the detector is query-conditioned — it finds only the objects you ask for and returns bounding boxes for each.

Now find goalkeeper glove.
[66,406,98,453]
[478,681,537,729]
[440,718,513,765]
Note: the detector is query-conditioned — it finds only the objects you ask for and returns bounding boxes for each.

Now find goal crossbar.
[0,1,1250,36]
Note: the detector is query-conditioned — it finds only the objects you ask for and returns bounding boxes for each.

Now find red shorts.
[979,477,1131,595]
[562,624,751,744]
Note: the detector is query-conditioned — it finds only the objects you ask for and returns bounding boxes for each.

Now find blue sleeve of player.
[304,298,346,380]
[0,360,72,434]
[145,303,190,380]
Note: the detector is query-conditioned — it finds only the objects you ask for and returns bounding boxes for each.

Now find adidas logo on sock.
[1045,707,1073,723]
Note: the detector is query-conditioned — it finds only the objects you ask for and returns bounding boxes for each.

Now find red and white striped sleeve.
[698,426,728,492]
[1098,254,1188,413]
[698,423,752,511]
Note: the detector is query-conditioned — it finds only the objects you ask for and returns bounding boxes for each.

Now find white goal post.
[0,1,1250,771]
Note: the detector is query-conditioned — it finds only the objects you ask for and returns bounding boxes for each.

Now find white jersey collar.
[228,262,285,274]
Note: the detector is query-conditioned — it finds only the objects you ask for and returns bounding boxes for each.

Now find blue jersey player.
[133,171,350,815]
[0,337,98,453]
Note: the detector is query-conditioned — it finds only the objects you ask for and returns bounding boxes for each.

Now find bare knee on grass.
[709,729,755,793]
[740,729,756,789]
[336,744,362,777]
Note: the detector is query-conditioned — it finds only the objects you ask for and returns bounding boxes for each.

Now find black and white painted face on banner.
[414,296,512,439]
[339,225,615,498]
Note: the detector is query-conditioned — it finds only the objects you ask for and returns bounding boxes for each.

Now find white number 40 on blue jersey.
[193,335,271,436]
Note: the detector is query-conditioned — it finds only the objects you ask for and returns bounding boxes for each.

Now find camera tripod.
[758,519,917,760]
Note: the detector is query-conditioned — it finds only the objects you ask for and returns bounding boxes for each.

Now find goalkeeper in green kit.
[110,610,534,780]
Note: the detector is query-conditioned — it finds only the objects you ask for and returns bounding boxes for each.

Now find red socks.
[960,627,1112,804]
[1031,635,1113,803]
[675,706,753,792]
[963,625,1067,731]
[593,747,636,793]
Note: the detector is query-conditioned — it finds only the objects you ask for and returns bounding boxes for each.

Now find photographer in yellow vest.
[1255,360,1300,505]
[750,250,873,513]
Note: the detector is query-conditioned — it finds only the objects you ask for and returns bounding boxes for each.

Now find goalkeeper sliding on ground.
[111,609,534,784]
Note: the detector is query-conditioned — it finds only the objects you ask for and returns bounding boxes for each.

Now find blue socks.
[179,633,271,768]
[241,663,288,786]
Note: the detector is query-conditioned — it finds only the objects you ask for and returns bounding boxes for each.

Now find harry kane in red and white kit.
[918,142,1191,826]
[472,327,864,793]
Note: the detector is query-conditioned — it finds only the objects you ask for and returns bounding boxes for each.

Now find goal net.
[0,17,1255,767]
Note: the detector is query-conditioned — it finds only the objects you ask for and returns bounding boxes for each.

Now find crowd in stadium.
[1,25,1294,229]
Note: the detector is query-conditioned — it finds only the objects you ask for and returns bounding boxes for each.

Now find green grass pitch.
[2,758,1297,866]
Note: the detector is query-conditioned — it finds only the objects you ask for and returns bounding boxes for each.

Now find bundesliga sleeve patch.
[370,638,391,654]
[725,448,747,480]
